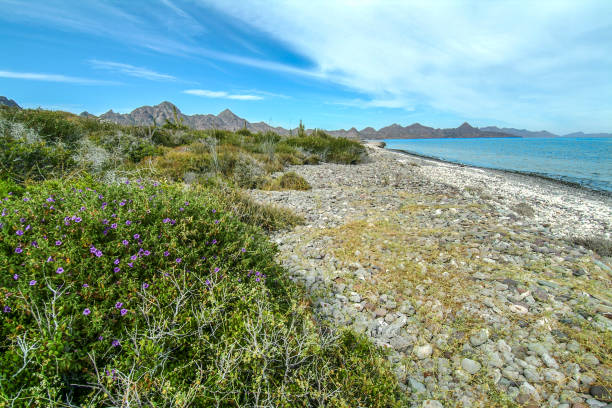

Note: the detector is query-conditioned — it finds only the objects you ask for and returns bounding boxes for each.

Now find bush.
[0,180,405,407]
[280,132,366,164]
[7,109,83,147]
[265,171,311,191]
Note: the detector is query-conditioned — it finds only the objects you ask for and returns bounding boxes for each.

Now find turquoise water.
[383,137,612,193]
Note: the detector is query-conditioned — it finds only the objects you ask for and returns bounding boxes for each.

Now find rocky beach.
[250,144,612,407]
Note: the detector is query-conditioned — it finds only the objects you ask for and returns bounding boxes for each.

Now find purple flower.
[114,259,120,265]
[130,254,137,261]
[214,267,220,273]
[119,201,126,206]
[29,280,36,286]
[241,248,246,253]
[112,339,120,347]
[23,197,30,202]
[80,206,85,211]
[3,305,11,313]
[133,234,140,239]
[46,197,55,202]
[47,256,53,262]
[102,219,109,225]
[16,230,24,236]
[120,308,127,316]
[82,283,89,287]
[15,247,22,254]
[56,267,64,274]
[205,279,211,286]
[13,274,18,280]
[142,282,149,289]
[75,217,82,223]
[113,267,120,273]
[179,207,184,211]
[127,262,134,268]
[111,223,117,229]
[25,224,30,231]
[163,251,169,257]
[175,258,182,264]
[98,335,104,341]
[255,277,261,282]
[95,250,103,257]
[212,209,216,213]
[122,239,129,246]
[98,194,104,199]
[170,219,176,225]
[83,308,91,315]
[143,250,151,256]
[214,220,220,224]
[125,220,131,225]
[115,302,123,309]
[212,239,217,244]
[55,240,62,246]
[31,241,38,247]
[163,218,170,224]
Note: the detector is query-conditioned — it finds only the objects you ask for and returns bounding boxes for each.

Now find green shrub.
[0,179,404,407]
[280,132,366,164]
[265,171,311,191]
[7,109,83,147]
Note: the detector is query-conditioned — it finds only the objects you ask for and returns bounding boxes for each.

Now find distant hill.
[0,96,20,109]
[480,126,558,138]
[562,131,612,138]
[98,101,289,134]
[342,121,519,140]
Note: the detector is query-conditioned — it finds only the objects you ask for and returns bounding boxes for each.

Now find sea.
[382,137,612,194]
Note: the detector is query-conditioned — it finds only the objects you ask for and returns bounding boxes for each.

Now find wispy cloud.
[89,60,177,81]
[0,70,117,85]
[202,0,612,132]
[184,89,263,100]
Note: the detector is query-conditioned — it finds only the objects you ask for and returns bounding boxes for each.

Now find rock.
[374,307,388,318]
[524,367,542,382]
[590,385,611,401]
[422,401,443,408]
[572,403,589,408]
[473,272,489,280]
[461,358,482,374]
[583,353,600,367]
[399,300,415,315]
[533,288,550,302]
[408,377,427,394]
[470,328,490,346]
[509,303,529,314]
[348,292,361,303]
[390,335,413,352]
[502,366,520,381]
[543,368,565,383]
[542,353,560,369]
[487,351,504,368]
[520,382,541,401]
[414,344,433,359]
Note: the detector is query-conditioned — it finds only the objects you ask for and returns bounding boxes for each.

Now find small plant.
[265,171,312,191]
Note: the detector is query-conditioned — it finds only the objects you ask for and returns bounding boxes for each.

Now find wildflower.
[13,274,18,280]
[56,267,64,274]
[214,267,220,273]
[142,282,149,289]
[179,207,184,211]
[120,308,127,316]
[170,219,176,225]
[15,247,22,254]
[205,279,211,286]
[115,302,123,309]
[16,230,24,236]
[112,339,120,347]
[46,197,55,202]
[47,256,53,262]
[111,223,117,229]
[255,277,260,282]
[114,259,120,265]
[241,248,246,253]
[122,239,129,246]
[31,240,38,247]
[214,220,220,224]
[75,217,82,223]
[3,306,10,313]
[25,224,30,231]
[119,201,126,206]
[29,280,36,286]
[175,258,182,263]
[55,240,62,246]
[163,218,170,223]
[163,251,169,257]
[102,219,109,225]
[212,239,217,244]
[83,308,91,316]
[113,267,120,273]
[125,220,131,225]
[80,206,85,211]
[133,234,139,239]
[23,197,29,202]
[143,250,150,256]
[212,209,216,213]
[128,262,133,267]
[130,254,137,261]
[98,194,104,199]
[98,335,103,341]
[82,283,89,287]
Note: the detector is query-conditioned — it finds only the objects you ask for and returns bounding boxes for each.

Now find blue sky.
[1,0,611,134]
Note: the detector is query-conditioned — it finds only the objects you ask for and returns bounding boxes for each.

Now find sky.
[1,0,611,134]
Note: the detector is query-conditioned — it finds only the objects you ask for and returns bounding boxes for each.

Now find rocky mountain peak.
[0,96,21,109]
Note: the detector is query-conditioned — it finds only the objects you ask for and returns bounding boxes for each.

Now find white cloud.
[184,89,263,100]
[89,60,177,81]
[201,0,612,132]
[0,70,117,85]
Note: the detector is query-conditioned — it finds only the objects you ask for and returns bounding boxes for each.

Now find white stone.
[461,358,482,374]
[414,344,433,359]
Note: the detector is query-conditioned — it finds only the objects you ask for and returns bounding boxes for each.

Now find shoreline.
[386,147,612,198]
[248,144,612,406]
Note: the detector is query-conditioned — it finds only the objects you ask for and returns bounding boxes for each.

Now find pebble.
[469,328,489,346]
[422,401,443,408]
[414,344,433,360]
[461,358,482,374]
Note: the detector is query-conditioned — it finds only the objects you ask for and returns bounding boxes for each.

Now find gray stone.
[461,358,482,374]
[422,401,443,408]
[414,344,433,359]
[524,367,542,382]
[408,377,427,394]
[583,353,600,367]
[502,366,520,381]
[542,353,560,369]
[543,368,565,383]
[469,328,490,346]
[348,292,361,303]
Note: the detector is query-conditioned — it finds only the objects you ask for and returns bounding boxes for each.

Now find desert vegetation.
[0,106,408,407]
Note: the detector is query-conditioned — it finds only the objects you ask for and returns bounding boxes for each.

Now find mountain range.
[1,97,610,139]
